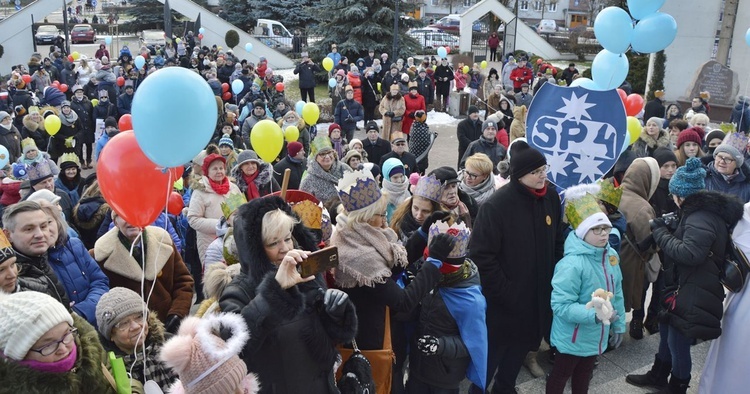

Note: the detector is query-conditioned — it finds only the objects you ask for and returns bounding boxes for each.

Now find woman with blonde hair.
[459,153,496,205]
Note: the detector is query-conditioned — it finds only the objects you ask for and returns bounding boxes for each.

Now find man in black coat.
[293,52,321,102]
[434,58,454,112]
[379,133,419,176]
[273,141,306,190]
[559,63,578,87]
[456,105,483,168]
[469,141,565,394]
[643,91,666,121]
[415,68,434,106]
[70,85,95,168]
[363,121,391,167]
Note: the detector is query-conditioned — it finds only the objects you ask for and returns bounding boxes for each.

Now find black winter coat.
[12,90,36,111]
[470,179,565,348]
[93,100,117,121]
[294,61,321,90]
[652,190,743,340]
[16,251,72,308]
[379,151,419,176]
[273,156,305,190]
[219,197,357,394]
[434,65,454,95]
[70,97,95,142]
[361,74,381,109]
[363,137,391,168]
[415,76,434,105]
[643,98,665,121]
[456,117,482,166]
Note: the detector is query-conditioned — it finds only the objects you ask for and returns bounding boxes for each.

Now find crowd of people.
[1,27,750,394]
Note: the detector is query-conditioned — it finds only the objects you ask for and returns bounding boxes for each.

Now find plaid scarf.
[122,342,177,390]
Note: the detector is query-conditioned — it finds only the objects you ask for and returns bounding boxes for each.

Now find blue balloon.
[245,43,253,53]
[199,27,205,34]
[746,28,750,47]
[570,77,602,90]
[105,36,112,45]
[132,67,217,167]
[631,12,677,53]
[295,100,305,115]
[594,7,634,54]
[328,78,336,88]
[231,79,244,95]
[627,0,665,20]
[436,47,447,59]
[622,130,631,154]
[134,55,146,69]
[591,49,629,90]
[0,145,8,168]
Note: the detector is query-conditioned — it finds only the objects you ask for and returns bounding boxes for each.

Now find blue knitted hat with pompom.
[669,157,706,197]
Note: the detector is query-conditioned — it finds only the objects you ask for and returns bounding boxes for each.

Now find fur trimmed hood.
[22,114,45,132]
[638,129,670,149]
[230,160,273,191]
[680,190,744,228]
[233,196,319,286]
[94,226,174,282]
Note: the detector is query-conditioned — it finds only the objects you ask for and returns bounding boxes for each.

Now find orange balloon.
[98,131,171,227]
[118,114,132,131]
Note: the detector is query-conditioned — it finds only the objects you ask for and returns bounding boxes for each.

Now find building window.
[463,0,472,6]
[533,1,543,11]
[431,0,438,5]
[520,1,529,11]
[548,2,557,12]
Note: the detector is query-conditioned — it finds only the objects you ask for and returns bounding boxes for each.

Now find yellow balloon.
[322,57,334,72]
[71,51,80,61]
[284,125,300,142]
[176,38,182,44]
[462,65,469,73]
[377,82,381,92]
[481,60,488,69]
[432,65,437,71]
[627,116,642,144]
[91,98,99,107]
[250,119,284,162]
[302,102,320,126]
[44,115,61,136]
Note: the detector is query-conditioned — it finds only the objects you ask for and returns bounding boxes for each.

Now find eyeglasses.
[113,312,146,332]
[318,151,334,158]
[464,171,480,180]
[30,327,78,356]
[590,226,613,235]
[530,165,550,177]
[716,155,736,164]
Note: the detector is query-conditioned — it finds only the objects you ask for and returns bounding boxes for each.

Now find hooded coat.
[0,314,117,394]
[219,197,357,394]
[379,91,406,140]
[93,226,194,323]
[187,176,242,264]
[632,129,671,158]
[470,178,565,348]
[730,99,750,133]
[652,190,743,340]
[618,158,660,311]
[72,195,110,249]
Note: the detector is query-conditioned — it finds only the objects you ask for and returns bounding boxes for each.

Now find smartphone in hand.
[297,246,339,277]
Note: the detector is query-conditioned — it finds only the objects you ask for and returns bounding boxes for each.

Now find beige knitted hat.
[0,291,73,360]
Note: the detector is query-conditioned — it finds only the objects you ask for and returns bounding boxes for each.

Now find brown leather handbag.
[337,307,395,394]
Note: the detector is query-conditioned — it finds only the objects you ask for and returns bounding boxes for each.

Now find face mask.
[18,342,77,374]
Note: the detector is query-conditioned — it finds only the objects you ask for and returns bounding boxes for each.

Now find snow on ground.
[426,109,461,126]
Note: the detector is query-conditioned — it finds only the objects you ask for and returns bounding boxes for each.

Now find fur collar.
[94,226,173,281]
[386,91,403,100]
[639,129,670,149]
[22,115,45,132]
[230,160,273,190]
[680,190,744,228]
[305,158,350,184]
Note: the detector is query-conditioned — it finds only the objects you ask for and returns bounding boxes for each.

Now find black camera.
[649,212,679,231]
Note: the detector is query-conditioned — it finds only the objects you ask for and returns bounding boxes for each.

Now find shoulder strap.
[383,306,392,350]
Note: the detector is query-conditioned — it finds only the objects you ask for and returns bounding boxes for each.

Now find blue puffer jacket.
[550,232,626,357]
[48,237,110,326]
[704,160,750,203]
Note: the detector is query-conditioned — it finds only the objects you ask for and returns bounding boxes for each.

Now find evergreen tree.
[219,0,254,32]
[646,50,666,100]
[124,0,181,32]
[249,0,317,30]
[310,0,421,61]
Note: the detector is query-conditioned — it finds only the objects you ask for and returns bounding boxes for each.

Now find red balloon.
[167,192,184,216]
[168,166,184,181]
[616,88,627,104]
[116,76,125,87]
[275,82,284,92]
[21,74,31,83]
[445,46,451,54]
[51,81,60,89]
[68,55,74,62]
[98,131,171,227]
[118,114,133,131]
[198,34,204,40]
[59,84,68,93]
[221,83,229,93]
[625,94,645,117]
[222,91,232,101]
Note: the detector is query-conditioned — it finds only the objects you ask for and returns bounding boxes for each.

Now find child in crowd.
[17,137,59,176]
[219,134,239,171]
[381,158,410,222]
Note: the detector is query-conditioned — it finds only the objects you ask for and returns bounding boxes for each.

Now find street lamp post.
[392,0,399,60]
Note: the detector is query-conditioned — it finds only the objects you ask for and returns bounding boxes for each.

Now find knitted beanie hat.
[713,144,744,167]
[382,157,405,179]
[0,291,73,360]
[676,128,702,149]
[160,313,259,394]
[27,189,62,205]
[202,153,227,176]
[482,119,499,132]
[329,123,342,134]
[652,147,678,167]
[669,157,706,198]
[236,149,260,168]
[286,141,303,158]
[218,134,234,149]
[95,287,147,341]
[349,138,363,151]
[509,141,546,180]
[0,231,15,264]
[704,129,726,146]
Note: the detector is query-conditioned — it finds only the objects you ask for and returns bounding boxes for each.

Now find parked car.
[537,19,558,34]
[35,25,61,44]
[140,30,166,47]
[70,24,95,44]
[408,30,460,50]
[429,15,461,32]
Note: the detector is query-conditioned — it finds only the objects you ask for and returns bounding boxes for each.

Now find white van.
[255,19,293,50]
[537,19,557,34]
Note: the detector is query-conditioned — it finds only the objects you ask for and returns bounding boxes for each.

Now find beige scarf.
[332,220,408,288]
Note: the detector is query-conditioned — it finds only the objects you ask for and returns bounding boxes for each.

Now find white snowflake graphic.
[557,92,596,123]
[572,153,605,183]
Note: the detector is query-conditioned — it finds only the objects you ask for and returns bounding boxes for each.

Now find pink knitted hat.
[159,313,259,394]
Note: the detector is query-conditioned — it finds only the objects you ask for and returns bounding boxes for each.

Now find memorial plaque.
[687,60,739,106]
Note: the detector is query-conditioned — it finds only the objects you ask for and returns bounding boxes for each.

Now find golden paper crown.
[414,175,443,203]
[564,183,603,230]
[292,200,323,230]
[337,169,382,212]
[222,228,239,266]
[428,221,471,259]
[58,153,81,168]
[310,135,333,157]
[21,138,37,152]
[596,178,622,208]
[0,230,15,263]
[220,193,247,219]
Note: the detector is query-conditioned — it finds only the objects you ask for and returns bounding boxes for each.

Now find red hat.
[202,153,226,175]
[328,123,341,134]
[677,128,702,149]
[287,141,303,157]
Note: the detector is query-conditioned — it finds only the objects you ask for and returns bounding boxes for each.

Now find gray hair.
[2,201,43,232]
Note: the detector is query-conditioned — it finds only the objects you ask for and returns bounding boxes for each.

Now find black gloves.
[409,112,415,119]
[429,233,457,263]
[650,213,679,231]
[385,111,395,117]
[323,288,349,322]
[417,335,443,356]
[420,211,451,234]
[165,314,181,334]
